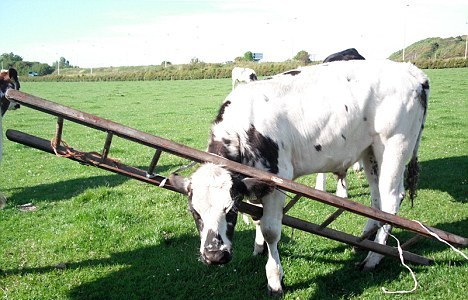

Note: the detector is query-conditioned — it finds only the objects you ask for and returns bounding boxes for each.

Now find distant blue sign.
[253,53,263,61]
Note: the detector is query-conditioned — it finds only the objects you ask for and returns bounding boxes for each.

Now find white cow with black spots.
[231,67,257,90]
[171,60,429,296]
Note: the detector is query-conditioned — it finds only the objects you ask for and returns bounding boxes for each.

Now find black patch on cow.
[283,70,301,76]
[245,125,279,174]
[214,101,231,124]
[225,209,238,241]
[314,144,322,152]
[263,77,273,80]
[188,195,204,234]
[419,80,429,114]
[250,73,258,81]
[369,155,379,177]
[323,48,365,62]
[0,98,11,117]
[363,117,367,121]
[341,134,346,140]
[344,105,348,112]
[208,135,240,162]
[231,174,248,198]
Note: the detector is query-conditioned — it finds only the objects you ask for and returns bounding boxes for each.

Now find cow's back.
[214,60,428,178]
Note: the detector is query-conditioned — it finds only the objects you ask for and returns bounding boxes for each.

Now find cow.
[0,68,20,207]
[1,68,21,163]
[316,48,367,196]
[231,67,257,90]
[170,60,429,296]
[323,48,365,63]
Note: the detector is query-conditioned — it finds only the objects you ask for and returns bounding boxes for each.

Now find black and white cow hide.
[171,60,429,296]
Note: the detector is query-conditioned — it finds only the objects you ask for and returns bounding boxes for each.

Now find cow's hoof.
[253,242,267,256]
[267,286,284,297]
[355,260,375,272]
[267,278,285,297]
[352,246,365,253]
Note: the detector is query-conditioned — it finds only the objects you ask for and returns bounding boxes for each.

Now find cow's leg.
[352,160,363,172]
[335,172,348,198]
[360,140,408,270]
[315,173,327,191]
[260,190,285,296]
[360,148,381,238]
[253,218,265,255]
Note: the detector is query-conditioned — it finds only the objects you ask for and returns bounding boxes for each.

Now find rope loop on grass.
[381,228,419,294]
[381,220,468,294]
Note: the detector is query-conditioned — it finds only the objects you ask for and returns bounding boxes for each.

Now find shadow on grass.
[3,222,465,299]
[323,156,467,203]
[5,163,181,206]
[418,156,467,202]
[6,174,129,206]
[2,157,465,298]
[1,230,429,300]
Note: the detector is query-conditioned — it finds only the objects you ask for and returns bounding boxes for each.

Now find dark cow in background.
[0,68,21,208]
[1,68,21,162]
[323,48,365,62]
[171,60,429,295]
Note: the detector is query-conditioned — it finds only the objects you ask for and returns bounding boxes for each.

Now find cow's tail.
[406,78,430,207]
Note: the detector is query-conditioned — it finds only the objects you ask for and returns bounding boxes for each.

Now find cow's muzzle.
[201,249,232,265]
[201,229,232,265]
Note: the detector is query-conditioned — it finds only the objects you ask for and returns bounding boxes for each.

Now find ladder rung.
[283,194,301,214]
[319,208,345,229]
[53,117,64,146]
[146,149,163,178]
[401,234,424,250]
[101,131,114,161]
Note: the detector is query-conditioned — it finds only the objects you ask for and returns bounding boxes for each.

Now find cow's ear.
[169,174,190,195]
[241,178,275,199]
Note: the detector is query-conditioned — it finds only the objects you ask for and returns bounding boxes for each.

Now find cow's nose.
[202,249,232,265]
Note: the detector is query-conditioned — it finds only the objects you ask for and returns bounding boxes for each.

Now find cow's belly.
[286,132,372,179]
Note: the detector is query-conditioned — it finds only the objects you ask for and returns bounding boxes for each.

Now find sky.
[3,0,467,68]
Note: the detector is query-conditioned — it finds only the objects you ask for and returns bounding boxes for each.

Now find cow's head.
[1,68,21,116]
[170,163,274,265]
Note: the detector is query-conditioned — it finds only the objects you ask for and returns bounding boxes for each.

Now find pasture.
[0,68,467,299]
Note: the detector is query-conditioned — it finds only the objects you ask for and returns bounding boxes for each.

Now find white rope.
[381,220,468,294]
[154,161,197,188]
[381,227,419,294]
[413,220,468,260]
[159,177,168,187]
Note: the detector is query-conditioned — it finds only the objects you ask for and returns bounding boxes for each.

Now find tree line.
[0,53,74,76]
[4,48,466,82]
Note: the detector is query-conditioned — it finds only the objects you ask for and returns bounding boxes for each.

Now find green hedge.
[19,59,467,82]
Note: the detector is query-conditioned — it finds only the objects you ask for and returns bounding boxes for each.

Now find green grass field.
[1,68,467,299]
